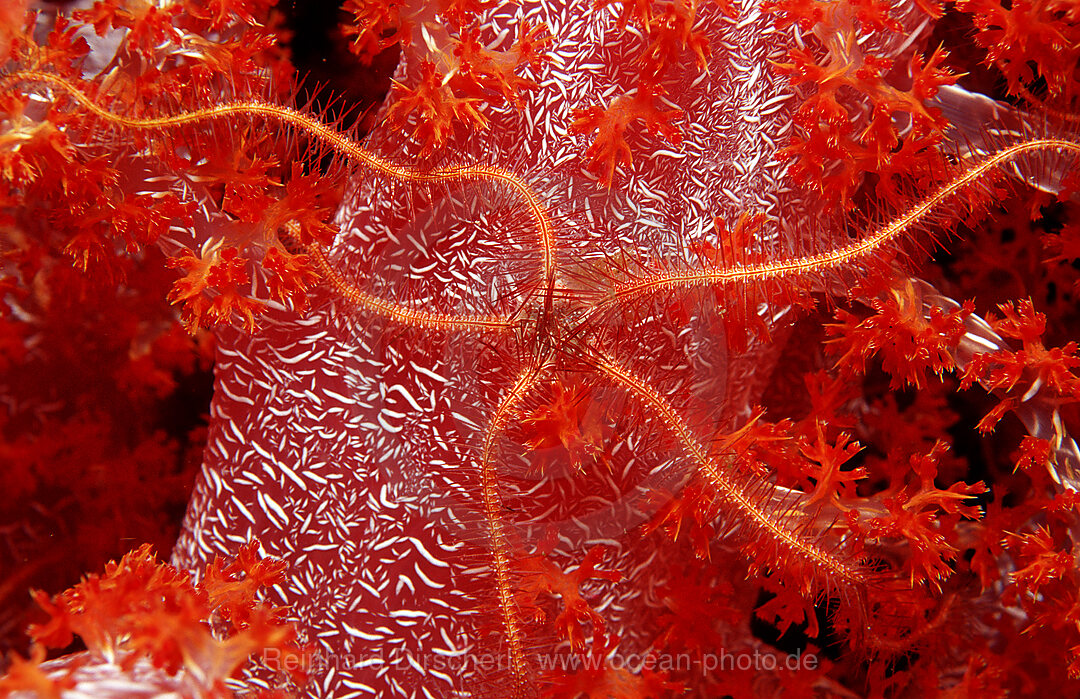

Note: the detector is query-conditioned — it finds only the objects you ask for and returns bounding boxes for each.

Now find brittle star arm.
[2,70,558,332]
[590,139,1080,312]
[592,351,875,594]
[478,362,551,696]
[273,220,513,332]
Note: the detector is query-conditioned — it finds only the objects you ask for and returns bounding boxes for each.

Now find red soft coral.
[13,543,305,695]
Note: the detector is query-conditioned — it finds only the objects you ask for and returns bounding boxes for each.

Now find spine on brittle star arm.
[3,71,559,295]
[479,364,549,697]
[593,353,876,594]
[596,139,1080,308]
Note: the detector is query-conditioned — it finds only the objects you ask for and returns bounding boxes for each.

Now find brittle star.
[11,67,1079,694]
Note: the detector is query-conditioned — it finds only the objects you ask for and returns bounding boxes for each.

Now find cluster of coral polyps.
[3,0,1080,697]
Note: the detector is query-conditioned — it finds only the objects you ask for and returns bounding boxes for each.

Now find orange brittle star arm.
[478,362,551,696]
[598,138,1080,308]
[278,221,515,332]
[593,351,876,593]
[2,70,558,332]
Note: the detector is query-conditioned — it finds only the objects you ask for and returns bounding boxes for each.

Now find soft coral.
[2,543,304,696]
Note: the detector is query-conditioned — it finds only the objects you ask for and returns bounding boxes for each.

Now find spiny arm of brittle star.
[278,221,515,332]
[599,139,1080,307]
[3,70,559,302]
[479,363,549,696]
[593,353,875,591]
